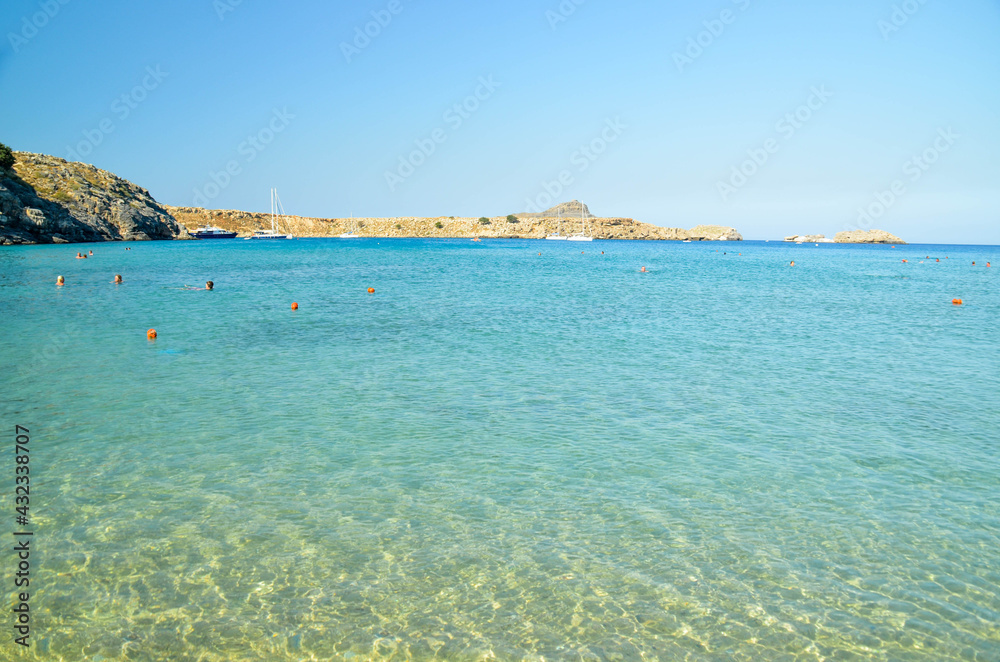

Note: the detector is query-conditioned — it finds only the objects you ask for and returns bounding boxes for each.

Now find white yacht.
[566,208,594,242]
[546,209,568,240]
[247,189,294,240]
[339,213,360,238]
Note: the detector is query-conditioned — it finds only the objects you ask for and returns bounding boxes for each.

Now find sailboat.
[247,189,294,240]
[339,213,360,238]
[566,207,594,242]
[546,208,568,240]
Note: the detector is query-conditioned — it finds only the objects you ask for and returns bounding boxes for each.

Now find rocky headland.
[0,151,186,245]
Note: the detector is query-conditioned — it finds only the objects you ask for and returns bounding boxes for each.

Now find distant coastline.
[166,203,744,242]
[2,149,910,246]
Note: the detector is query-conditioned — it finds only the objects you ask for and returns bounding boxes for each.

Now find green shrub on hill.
[479,217,491,225]
[507,215,518,223]
[0,142,15,170]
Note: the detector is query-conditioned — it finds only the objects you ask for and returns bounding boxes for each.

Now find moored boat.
[246,189,294,240]
[190,225,237,239]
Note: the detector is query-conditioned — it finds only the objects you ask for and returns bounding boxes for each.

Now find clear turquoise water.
[1,239,998,661]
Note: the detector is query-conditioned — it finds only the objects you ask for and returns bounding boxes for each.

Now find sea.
[1,238,998,661]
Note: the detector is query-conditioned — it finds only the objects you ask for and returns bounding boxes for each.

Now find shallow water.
[2,239,998,661]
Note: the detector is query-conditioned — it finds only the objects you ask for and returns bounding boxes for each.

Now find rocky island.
[833,229,906,244]
[784,230,906,244]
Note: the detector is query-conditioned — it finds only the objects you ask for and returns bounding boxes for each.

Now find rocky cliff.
[166,204,743,242]
[834,229,906,244]
[0,151,186,245]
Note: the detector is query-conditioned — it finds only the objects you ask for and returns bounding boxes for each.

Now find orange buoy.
[291,302,299,310]
[367,287,375,294]
[902,259,908,263]
[952,299,963,305]
[56,276,64,286]
[936,259,940,262]
[147,328,157,339]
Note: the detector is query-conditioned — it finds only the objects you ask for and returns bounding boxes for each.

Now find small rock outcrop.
[785,234,833,243]
[0,151,186,245]
[834,229,906,244]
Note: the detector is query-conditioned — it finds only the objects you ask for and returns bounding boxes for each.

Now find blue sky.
[2,0,998,242]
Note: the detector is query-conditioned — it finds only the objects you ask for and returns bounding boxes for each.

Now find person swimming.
[114,274,123,284]
[57,275,65,286]
[180,280,214,291]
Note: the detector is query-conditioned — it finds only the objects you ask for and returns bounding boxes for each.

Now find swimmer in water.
[640,266,647,272]
[114,274,123,284]
[206,281,214,290]
[76,252,84,259]
[88,250,93,256]
[790,261,795,267]
[57,276,64,286]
